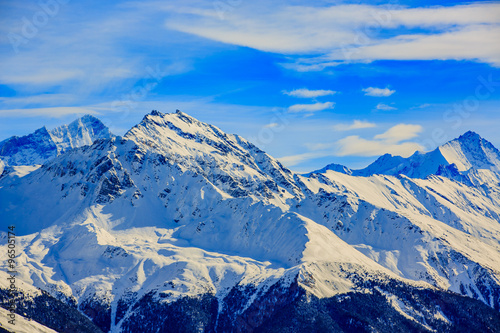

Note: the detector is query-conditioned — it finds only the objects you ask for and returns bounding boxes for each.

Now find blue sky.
[1,0,499,172]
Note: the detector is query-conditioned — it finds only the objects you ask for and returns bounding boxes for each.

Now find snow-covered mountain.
[312,131,500,182]
[303,163,353,177]
[0,115,113,167]
[1,111,499,332]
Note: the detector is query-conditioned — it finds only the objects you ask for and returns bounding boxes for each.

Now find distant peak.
[80,114,98,120]
[150,110,164,117]
[304,163,352,176]
[63,115,110,137]
[374,153,403,162]
[458,131,481,141]
[78,114,101,123]
[35,126,51,135]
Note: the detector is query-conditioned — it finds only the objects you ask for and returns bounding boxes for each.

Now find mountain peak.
[49,115,113,154]
[131,110,223,144]
[124,110,300,201]
[149,109,164,117]
[439,131,500,172]
[35,126,51,135]
[0,115,113,166]
[306,163,353,176]
[77,114,105,128]
[459,130,481,141]
[142,109,195,126]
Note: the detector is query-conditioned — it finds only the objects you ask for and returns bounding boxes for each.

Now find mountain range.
[1,110,500,333]
[310,130,500,180]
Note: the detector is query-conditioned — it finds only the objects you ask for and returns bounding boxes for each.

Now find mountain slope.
[0,115,113,167]
[295,170,500,310]
[1,111,500,332]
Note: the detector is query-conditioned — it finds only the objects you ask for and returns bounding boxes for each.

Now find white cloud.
[374,124,422,144]
[376,103,397,110]
[411,103,432,109]
[264,122,279,128]
[363,87,395,97]
[304,142,336,151]
[277,152,325,167]
[333,25,500,66]
[336,136,423,157]
[165,2,500,66]
[0,107,100,118]
[333,120,376,131]
[0,94,78,107]
[288,102,335,113]
[283,88,337,98]
[335,123,423,157]
[280,60,343,72]
[280,123,422,165]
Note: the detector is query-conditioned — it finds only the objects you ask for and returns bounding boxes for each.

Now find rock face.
[0,114,113,166]
[1,110,500,332]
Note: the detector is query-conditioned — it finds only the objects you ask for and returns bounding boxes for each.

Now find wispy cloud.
[363,87,395,97]
[280,123,422,165]
[376,103,397,110]
[374,124,422,143]
[411,103,432,109]
[0,94,79,107]
[333,120,376,131]
[280,60,343,72]
[0,107,100,118]
[283,88,336,98]
[288,102,335,113]
[165,2,500,67]
[335,25,500,66]
[277,152,325,167]
[0,2,192,94]
[335,124,423,157]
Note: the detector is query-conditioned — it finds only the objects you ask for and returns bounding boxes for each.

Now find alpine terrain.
[1,110,500,332]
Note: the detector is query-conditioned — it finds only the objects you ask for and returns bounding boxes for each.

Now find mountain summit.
[0,114,113,166]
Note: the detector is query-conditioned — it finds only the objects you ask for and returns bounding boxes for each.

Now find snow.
[296,169,500,296]
[433,309,451,324]
[1,110,500,329]
[0,307,57,333]
[376,287,435,331]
